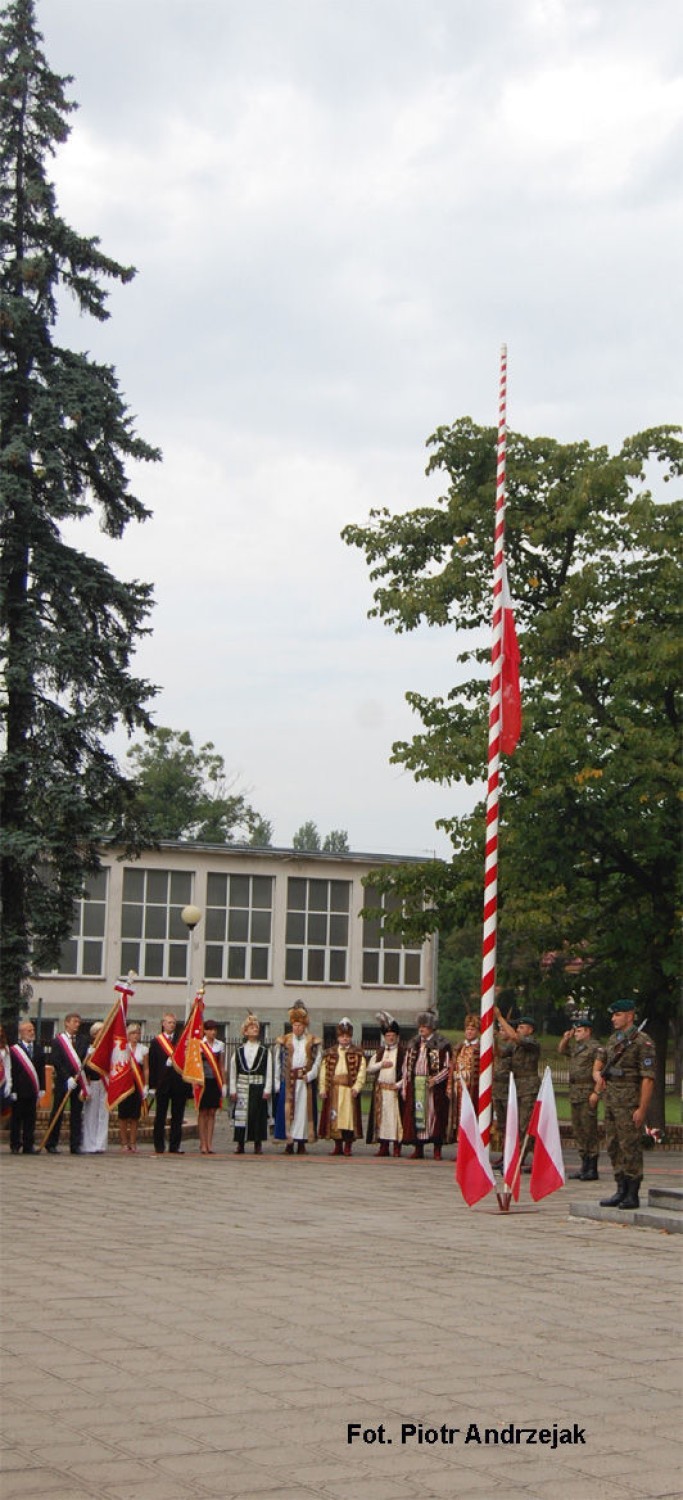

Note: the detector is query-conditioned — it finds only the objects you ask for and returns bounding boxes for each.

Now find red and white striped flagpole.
[478,344,508,1148]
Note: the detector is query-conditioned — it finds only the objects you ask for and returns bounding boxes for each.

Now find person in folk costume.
[117,1021,149,1153]
[196,1018,227,1156]
[366,1012,405,1157]
[82,1022,110,1154]
[401,1008,451,1160]
[319,1017,367,1156]
[47,1011,89,1154]
[229,1013,271,1155]
[447,1013,481,1148]
[9,1020,46,1154]
[273,1003,322,1154]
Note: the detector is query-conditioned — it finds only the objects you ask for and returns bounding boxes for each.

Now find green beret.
[608,1000,635,1015]
[517,1015,536,1028]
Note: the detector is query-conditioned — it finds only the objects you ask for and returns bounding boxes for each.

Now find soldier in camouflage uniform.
[494,1009,540,1168]
[491,1034,514,1167]
[592,1000,655,1210]
[558,1012,605,1181]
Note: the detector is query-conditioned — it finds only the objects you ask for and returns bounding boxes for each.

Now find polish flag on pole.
[500,560,521,756]
[503,1071,521,1201]
[455,1083,497,1207]
[528,1067,565,1201]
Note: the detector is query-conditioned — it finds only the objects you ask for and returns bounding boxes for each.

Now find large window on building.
[285,877,350,984]
[55,869,108,976]
[362,886,422,987]
[204,873,273,982]
[120,868,193,979]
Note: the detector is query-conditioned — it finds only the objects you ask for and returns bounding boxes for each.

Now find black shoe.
[10,1147,20,1154]
[45,1146,60,1154]
[23,1148,38,1155]
[618,1176,641,1210]
[581,1157,599,1181]
[600,1177,626,1207]
[569,1156,588,1180]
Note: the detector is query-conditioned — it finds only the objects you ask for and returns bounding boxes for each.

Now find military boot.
[618,1176,641,1210]
[581,1156,599,1181]
[569,1155,588,1180]
[600,1175,626,1206]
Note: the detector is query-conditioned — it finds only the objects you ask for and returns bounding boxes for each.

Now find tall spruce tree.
[0,0,160,1022]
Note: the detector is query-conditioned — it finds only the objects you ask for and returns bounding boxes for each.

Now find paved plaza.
[1,1122,682,1500]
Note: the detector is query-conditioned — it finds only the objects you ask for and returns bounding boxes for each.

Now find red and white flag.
[455,1083,496,1207]
[87,980,135,1081]
[528,1067,565,1201]
[107,1003,136,1112]
[503,1071,521,1201]
[500,559,521,755]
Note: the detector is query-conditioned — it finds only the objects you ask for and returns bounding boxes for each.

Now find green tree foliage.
[248,815,274,848]
[344,419,683,1123]
[0,0,161,1022]
[292,822,350,853]
[322,829,350,853]
[127,728,268,845]
[292,821,321,852]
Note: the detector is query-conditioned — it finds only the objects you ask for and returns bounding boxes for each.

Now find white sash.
[11,1044,41,1097]
[57,1033,90,1098]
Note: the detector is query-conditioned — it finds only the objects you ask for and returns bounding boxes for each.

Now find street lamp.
[181,904,202,1017]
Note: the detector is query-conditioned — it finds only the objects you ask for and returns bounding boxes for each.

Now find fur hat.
[240,1012,260,1036]
[463,1013,481,1033]
[376,1010,400,1037]
[337,1016,354,1036]
[288,1003,309,1026]
[416,1008,439,1031]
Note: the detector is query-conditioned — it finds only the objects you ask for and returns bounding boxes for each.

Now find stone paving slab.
[1,1126,682,1500]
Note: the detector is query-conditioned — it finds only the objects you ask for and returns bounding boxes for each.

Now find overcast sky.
[38,0,682,857]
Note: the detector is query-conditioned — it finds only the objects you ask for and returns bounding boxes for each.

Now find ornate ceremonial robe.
[401,1032,451,1144]
[274,1032,321,1143]
[366,1041,405,1144]
[318,1045,367,1141]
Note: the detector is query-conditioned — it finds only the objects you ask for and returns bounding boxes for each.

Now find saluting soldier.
[592,1000,655,1210]
[558,1011,605,1181]
[494,1008,540,1140]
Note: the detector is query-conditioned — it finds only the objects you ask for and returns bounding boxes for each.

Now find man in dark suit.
[9,1020,46,1154]
[148,1012,190,1154]
[47,1011,89,1154]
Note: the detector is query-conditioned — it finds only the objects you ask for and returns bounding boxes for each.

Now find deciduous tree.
[344,419,683,1124]
[127,727,267,845]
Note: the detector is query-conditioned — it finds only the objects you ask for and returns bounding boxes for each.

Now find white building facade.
[32,842,437,1042]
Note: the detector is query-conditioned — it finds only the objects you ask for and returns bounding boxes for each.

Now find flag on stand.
[503,1071,521,1201]
[500,560,522,755]
[173,991,205,1091]
[455,1083,497,1207]
[87,979,135,1081]
[528,1067,565,1201]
